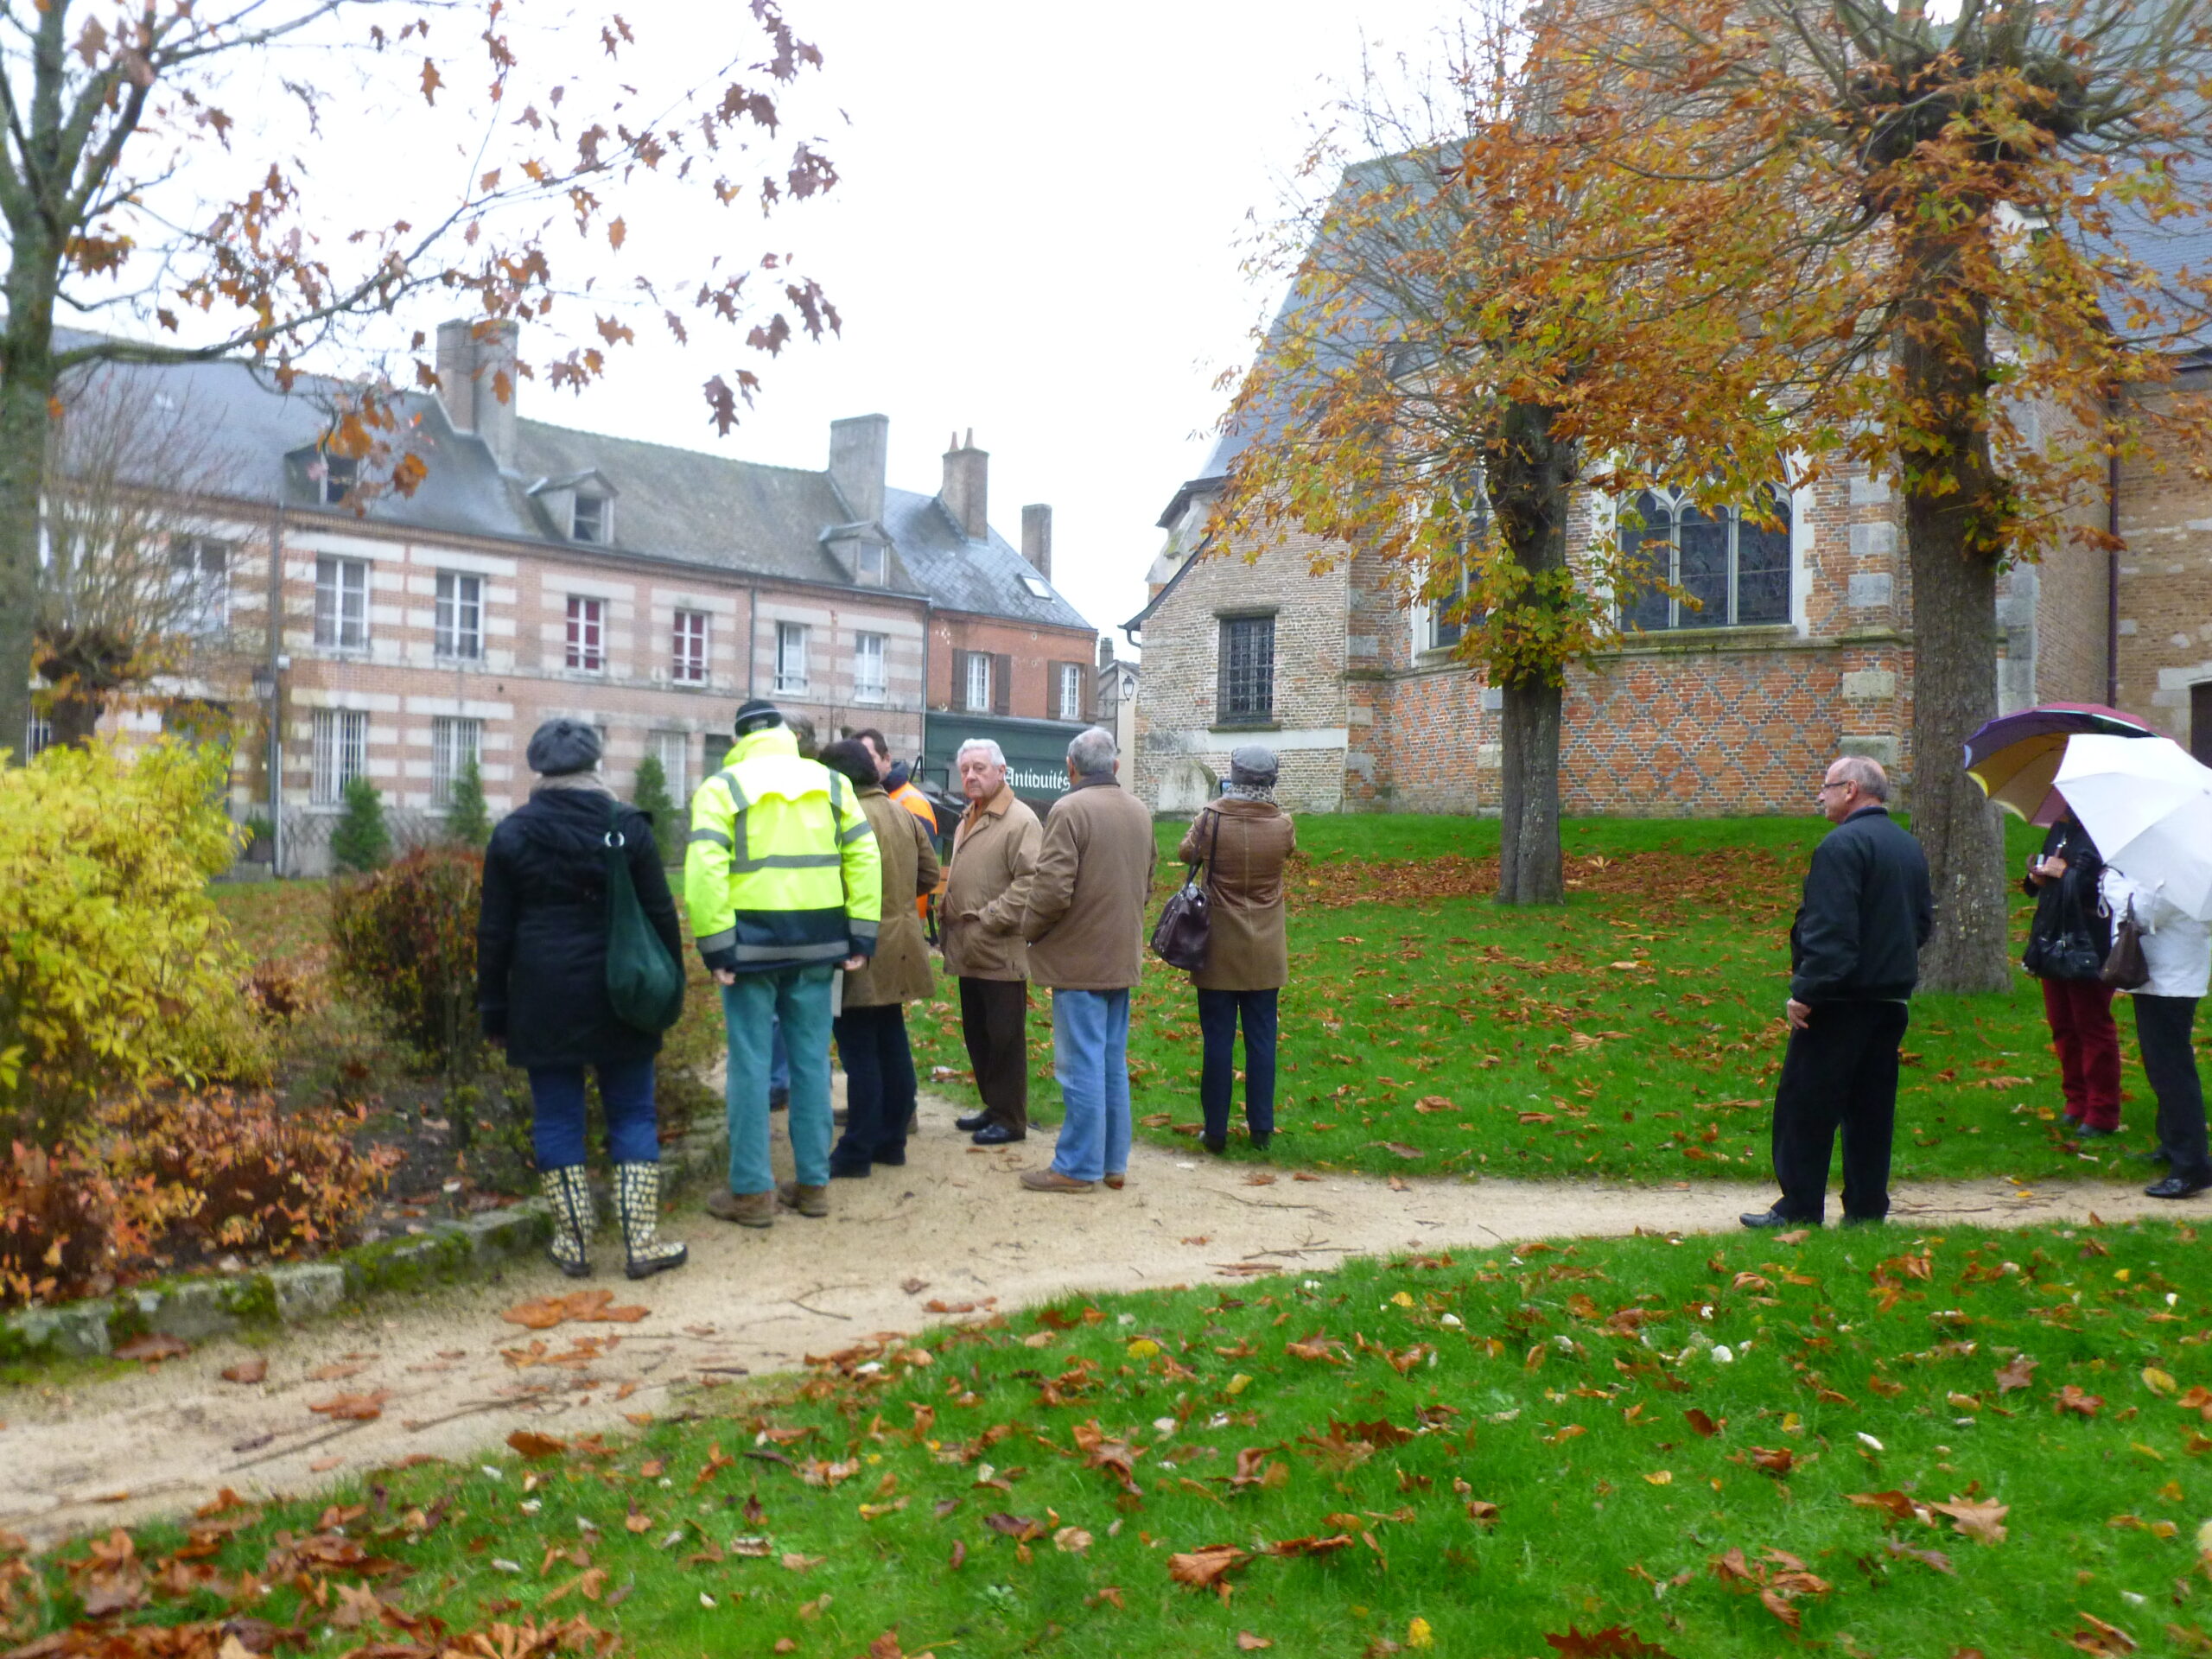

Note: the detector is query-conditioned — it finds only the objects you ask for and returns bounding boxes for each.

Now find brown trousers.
[958,976,1028,1132]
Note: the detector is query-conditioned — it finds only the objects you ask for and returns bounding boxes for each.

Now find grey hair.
[1067,726,1117,777]
[957,738,1007,767]
[1832,754,1889,800]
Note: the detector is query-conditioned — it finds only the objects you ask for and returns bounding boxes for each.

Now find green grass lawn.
[904,813,2171,1187]
[19,1218,2212,1657]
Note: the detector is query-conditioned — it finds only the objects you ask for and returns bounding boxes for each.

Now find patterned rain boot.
[541,1165,594,1279]
[615,1161,689,1280]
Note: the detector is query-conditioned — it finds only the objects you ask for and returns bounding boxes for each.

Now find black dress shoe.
[872,1146,907,1167]
[1249,1131,1273,1152]
[1201,1135,1227,1156]
[827,1160,873,1180]
[971,1122,1024,1146]
[1739,1208,1814,1230]
[2145,1173,2212,1200]
[954,1112,991,1133]
[1839,1214,1887,1228]
[2077,1125,2119,1140]
[769,1087,790,1113]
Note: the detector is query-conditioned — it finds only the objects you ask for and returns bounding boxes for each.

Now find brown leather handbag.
[2100,897,2151,991]
[1149,809,1219,971]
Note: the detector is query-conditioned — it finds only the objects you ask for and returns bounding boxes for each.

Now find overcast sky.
[548,0,1468,653]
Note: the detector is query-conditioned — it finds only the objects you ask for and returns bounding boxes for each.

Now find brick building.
[38,322,1100,868]
[1128,259,2212,819]
[1127,424,2207,817]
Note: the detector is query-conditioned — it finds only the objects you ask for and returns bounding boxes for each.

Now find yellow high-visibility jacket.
[683,724,881,971]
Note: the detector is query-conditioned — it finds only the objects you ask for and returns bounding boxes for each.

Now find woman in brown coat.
[819,741,940,1176]
[1178,745,1296,1154]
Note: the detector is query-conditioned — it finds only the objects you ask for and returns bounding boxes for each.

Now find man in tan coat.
[1019,727,1157,1193]
[939,738,1042,1146]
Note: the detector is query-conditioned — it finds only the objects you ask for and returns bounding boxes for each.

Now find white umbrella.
[2054,733,2212,921]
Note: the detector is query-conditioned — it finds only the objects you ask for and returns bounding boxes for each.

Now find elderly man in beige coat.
[940,738,1043,1146]
[1019,727,1157,1193]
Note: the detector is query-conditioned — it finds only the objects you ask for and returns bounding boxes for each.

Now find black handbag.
[2100,897,2151,992]
[1150,809,1220,972]
[605,799,685,1032]
[2026,929,2107,982]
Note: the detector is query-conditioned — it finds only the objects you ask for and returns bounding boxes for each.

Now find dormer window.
[1020,574,1051,600]
[318,452,357,506]
[572,493,608,543]
[855,542,886,587]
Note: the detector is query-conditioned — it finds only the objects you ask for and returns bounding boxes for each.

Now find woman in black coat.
[478,719,687,1279]
[2023,810,2120,1137]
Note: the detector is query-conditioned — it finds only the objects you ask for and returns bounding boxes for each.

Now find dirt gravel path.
[0,1092,2171,1549]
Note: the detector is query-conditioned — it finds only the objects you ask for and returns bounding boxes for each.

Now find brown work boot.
[776,1179,830,1218]
[1020,1167,1095,1194]
[707,1188,774,1229]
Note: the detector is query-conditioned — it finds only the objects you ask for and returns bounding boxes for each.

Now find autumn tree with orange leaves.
[1,0,840,764]
[1217,3,1815,904]
[1567,0,2212,989]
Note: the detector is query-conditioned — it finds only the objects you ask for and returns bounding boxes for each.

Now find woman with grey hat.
[1175,745,1297,1155]
[478,718,689,1280]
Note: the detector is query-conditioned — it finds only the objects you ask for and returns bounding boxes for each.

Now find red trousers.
[2041,976,2122,1130]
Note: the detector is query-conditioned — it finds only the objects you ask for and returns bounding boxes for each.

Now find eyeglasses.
[1816,781,1851,795]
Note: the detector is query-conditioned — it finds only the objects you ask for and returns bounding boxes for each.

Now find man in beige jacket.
[1019,727,1156,1192]
[940,738,1042,1146]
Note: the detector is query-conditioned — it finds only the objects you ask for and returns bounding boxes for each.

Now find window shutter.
[1046,661,1065,721]
[992,653,1012,715]
[1079,664,1093,724]
[953,650,971,711]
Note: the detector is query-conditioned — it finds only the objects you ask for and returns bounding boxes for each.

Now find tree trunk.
[1486,399,1578,906]
[1897,234,2012,994]
[1497,679,1564,904]
[47,687,105,749]
[0,271,57,767]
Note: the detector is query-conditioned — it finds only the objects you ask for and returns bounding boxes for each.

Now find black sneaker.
[1739,1208,1815,1230]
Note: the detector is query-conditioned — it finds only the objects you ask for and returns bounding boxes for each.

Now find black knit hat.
[733,697,783,737]
[525,717,601,777]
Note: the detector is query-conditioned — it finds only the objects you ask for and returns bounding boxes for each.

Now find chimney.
[1096,633,1114,671]
[940,429,988,542]
[829,413,888,523]
[434,317,518,471]
[1020,504,1052,581]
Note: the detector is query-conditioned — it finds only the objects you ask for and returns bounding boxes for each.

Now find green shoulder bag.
[605,799,685,1033]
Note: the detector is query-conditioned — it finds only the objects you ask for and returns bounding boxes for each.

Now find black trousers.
[958,976,1028,1132]
[1769,999,1910,1222]
[2134,995,2210,1182]
[830,1003,917,1172]
[1198,988,1279,1141]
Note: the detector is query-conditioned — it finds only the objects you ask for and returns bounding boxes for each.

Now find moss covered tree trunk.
[1896,229,2012,994]
[0,246,59,766]
[1488,400,1579,907]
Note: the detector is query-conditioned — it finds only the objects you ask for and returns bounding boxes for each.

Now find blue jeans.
[1198,988,1279,1141]
[528,1058,659,1168]
[771,1017,790,1096]
[1050,988,1131,1184]
[723,966,836,1192]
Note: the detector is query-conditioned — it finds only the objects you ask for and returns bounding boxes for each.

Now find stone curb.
[0,1120,727,1364]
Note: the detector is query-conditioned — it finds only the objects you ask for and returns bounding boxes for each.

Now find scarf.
[1220,780,1275,804]
[531,770,616,799]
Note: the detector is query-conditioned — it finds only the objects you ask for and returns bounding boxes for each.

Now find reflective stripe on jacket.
[683,724,882,971]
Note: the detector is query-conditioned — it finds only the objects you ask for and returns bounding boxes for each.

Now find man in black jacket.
[1743,755,1935,1230]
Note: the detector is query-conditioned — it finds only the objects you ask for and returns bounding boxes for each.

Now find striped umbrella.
[1962,702,2159,825]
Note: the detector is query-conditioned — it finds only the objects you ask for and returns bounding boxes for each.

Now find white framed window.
[963,651,991,714]
[1618,486,1793,631]
[566,595,606,672]
[671,609,709,684]
[855,543,887,587]
[430,715,480,805]
[23,713,53,759]
[314,556,369,650]
[1058,662,1084,722]
[311,708,369,804]
[853,632,887,704]
[435,571,483,660]
[572,494,609,544]
[774,621,808,695]
[168,537,231,636]
[651,729,691,803]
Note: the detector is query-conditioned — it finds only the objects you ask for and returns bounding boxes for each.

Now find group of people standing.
[474,702,1298,1277]
[476,708,2205,1285]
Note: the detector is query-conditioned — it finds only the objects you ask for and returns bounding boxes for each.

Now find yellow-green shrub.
[0,740,270,1145]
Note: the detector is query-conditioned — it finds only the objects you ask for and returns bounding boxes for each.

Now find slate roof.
[53,328,1090,628]
[880,486,1090,630]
